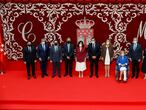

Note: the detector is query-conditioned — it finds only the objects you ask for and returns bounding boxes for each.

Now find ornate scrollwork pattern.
[0,3,84,59]
[85,3,144,57]
[0,3,145,59]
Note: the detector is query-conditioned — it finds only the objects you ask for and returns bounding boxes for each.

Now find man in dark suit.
[23,41,37,80]
[88,38,101,78]
[50,40,62,78]
[37,39,50,78]
[129,37,142,79]
[63,37,74,77]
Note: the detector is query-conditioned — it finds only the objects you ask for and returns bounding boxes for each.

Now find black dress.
[142,49,146,73]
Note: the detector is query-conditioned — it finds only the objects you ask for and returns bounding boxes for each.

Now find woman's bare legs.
[107,65,110,77]
[78,71,81,78]
[119,71,123,81]
[105,65,108,77]
[105,65,110,78]
[81,71,83,78]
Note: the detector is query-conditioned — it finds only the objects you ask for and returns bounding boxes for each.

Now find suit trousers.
[40,61,47,75]
[132,60,140,77]
[52,61,61,76]
[26,62,35,76]
[89,58,99,76]
[65,59,73,75]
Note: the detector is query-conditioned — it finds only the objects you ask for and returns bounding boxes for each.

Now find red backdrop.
[0,2,146,60]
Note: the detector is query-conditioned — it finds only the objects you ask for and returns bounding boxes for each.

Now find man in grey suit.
[50,40,62,78]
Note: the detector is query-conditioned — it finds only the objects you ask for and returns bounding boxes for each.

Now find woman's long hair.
[77,41,84,47]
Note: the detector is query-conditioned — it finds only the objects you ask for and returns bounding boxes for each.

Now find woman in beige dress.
[101,39,114,78]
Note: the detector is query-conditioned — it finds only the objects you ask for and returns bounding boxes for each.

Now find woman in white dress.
[101,39,114,78]
[75,41,87,78]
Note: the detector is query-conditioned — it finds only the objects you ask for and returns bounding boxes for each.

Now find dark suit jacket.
[50,45,62,62]
[23,45,36,63]
[63,43,74,60]
[88,43,101,59]
[129,43,142,60]
[37,44,50,62]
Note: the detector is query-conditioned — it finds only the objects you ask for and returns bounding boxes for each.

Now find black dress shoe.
[69,74,73,77]
[28,76,31,80]
[52,75,55,78]
[41,75,44,78]
[33,75,37,79]
[64,74,68,77]
[89,75,93,78]
[131,75,135,78]
[136,76,139,79]
[45,74,48,76]
[96,75,99,78]
[58,75,61,78]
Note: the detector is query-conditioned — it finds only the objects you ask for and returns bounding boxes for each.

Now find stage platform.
[0,60,146,110]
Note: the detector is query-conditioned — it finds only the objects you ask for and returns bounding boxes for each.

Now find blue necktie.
[92,44,95,50]
[55,46,58,52]
[28,46,31,52]
[133,44,137,51]
[67,44,70,52]
[43,44,45,51]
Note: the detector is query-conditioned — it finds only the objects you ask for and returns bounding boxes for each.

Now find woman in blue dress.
[117,50,129,82]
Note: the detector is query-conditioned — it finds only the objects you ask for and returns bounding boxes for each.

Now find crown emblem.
[75,17,95,29]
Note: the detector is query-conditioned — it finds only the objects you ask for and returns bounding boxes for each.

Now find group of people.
[22,37,146,82]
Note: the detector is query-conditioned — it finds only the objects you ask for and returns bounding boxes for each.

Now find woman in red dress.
[75,41,87,78]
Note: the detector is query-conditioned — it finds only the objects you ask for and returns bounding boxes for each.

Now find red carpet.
[1,60,146,109]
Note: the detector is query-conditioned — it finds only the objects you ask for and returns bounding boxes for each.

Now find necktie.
[133,44,137,51]
[43,44,45,51]
[92,44,95,49]
[28,46,31,52]
[55,46,58,52]
[67,44,70,52]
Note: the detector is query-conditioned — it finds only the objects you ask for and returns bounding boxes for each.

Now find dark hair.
[77,41,84,47]
[91,37,96,41]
